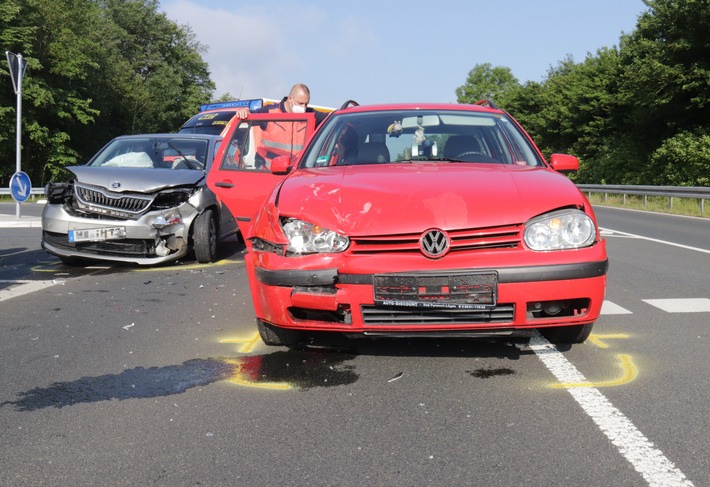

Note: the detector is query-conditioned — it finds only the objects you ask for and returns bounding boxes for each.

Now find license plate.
[374,273,497,310]
[69,226,127,242]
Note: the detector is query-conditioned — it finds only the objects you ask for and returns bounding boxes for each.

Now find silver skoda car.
[41,134,237,266]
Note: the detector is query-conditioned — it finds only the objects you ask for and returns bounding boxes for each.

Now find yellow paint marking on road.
[551,354,638,389]
[220,332,261,354]
[588,333,630,349]
[221,358,292,391]
[132,258,242,272]
[31,258,241,273]
[226,377,292,390]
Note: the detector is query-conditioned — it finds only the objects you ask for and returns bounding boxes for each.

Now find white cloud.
[166,1,300,100]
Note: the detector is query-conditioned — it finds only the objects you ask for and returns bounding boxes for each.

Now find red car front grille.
[361,303,515,324]
[350,224,522,254]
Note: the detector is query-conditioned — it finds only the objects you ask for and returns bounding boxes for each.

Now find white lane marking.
[0,280,56,303]
[0,218,42,228]
[601,228,710,254]
[601,300,633,315]
[643,298,710,313]
[529,332,693,487]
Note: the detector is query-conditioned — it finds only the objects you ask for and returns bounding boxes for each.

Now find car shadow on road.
[0,337,532,412]
[0,350,359,411]
[295,332,533,360]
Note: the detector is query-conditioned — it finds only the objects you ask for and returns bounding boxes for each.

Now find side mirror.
[270,155,293,175]
[549,153,579,173]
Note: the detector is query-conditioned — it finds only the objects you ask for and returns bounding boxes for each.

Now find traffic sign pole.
[6,52,27,218]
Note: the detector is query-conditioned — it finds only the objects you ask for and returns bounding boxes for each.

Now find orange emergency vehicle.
[179,98,333,137]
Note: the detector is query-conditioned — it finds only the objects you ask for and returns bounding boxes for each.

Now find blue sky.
[160,0,648,108]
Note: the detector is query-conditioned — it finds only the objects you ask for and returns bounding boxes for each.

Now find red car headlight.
[280,218,349,255]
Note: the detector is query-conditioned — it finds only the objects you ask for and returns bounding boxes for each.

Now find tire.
[541,323,594,344]
[256,319,302,347]
[193,209,217,263]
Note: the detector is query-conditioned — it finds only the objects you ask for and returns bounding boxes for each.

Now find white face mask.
[291,104,306,113]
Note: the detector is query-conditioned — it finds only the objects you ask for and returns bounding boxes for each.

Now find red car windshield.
[300,109,545,168]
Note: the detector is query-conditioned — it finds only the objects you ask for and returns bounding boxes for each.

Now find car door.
[206,112,316,237]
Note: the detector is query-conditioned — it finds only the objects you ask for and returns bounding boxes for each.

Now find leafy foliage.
[0,0,214,185]
[456,0,710,186]
[455,63,519,107]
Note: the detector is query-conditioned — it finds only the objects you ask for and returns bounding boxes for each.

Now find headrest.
[357,143,390,164]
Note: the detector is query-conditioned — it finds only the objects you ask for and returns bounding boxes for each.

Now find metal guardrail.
[0,187,45,199]
[2,185,708,212]
[577,184,709,213]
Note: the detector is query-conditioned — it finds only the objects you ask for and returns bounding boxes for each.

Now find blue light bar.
[199,99,265,112]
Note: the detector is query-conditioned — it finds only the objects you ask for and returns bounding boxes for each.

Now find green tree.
[0,0,214,185]
[459,0,710,186]
[614,0,710,184]
[455,63,520,107]
[647,131,710,186]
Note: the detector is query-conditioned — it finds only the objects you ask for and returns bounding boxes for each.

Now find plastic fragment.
[388,372,404,382]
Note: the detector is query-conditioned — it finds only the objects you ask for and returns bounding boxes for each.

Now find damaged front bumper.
[41,201,199,265]
[246,251,608,336]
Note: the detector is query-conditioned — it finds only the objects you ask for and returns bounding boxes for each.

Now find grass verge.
[586,193,708,218]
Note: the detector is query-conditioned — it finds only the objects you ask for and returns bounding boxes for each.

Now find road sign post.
[6,51,28,218]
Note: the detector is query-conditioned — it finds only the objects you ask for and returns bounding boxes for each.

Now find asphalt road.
[1,202,709,486]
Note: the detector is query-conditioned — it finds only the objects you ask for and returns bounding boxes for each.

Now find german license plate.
[374,273,497,310]
[68,226,127,242]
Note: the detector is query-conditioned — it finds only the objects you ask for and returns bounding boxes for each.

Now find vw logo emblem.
[420,229,450,258]
[110,181,121,189]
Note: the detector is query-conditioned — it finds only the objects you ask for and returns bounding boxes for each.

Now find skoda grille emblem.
[110,181,121,189]
[420,229,450,258]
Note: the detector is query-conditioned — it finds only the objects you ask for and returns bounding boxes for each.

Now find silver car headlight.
[524,209,596,251]
[281,218,349,254]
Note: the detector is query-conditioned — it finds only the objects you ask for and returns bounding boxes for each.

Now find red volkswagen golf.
[207,101,608,347]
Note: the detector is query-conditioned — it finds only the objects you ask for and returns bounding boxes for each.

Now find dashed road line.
[529,331,693,487]
[601,300,633,315]
[643,298,710,313]
[0,279,56,302]
[602,299,710,315]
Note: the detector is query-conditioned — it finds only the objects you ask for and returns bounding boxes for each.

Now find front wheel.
[541,323,594,344]
[257,319,302,347]
[193,209,217,263]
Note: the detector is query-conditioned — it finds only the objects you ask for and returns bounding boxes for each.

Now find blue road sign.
[10,171,32,203]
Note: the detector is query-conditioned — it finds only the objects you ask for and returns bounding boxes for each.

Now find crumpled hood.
[275,164,586,235]
[69,166,204,193]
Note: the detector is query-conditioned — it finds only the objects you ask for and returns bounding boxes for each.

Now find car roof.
[113,133,223,141]
[333,102,504,115]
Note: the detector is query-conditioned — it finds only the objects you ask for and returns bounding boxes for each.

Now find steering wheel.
[454,151,483,160]
[453,151,502,164]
